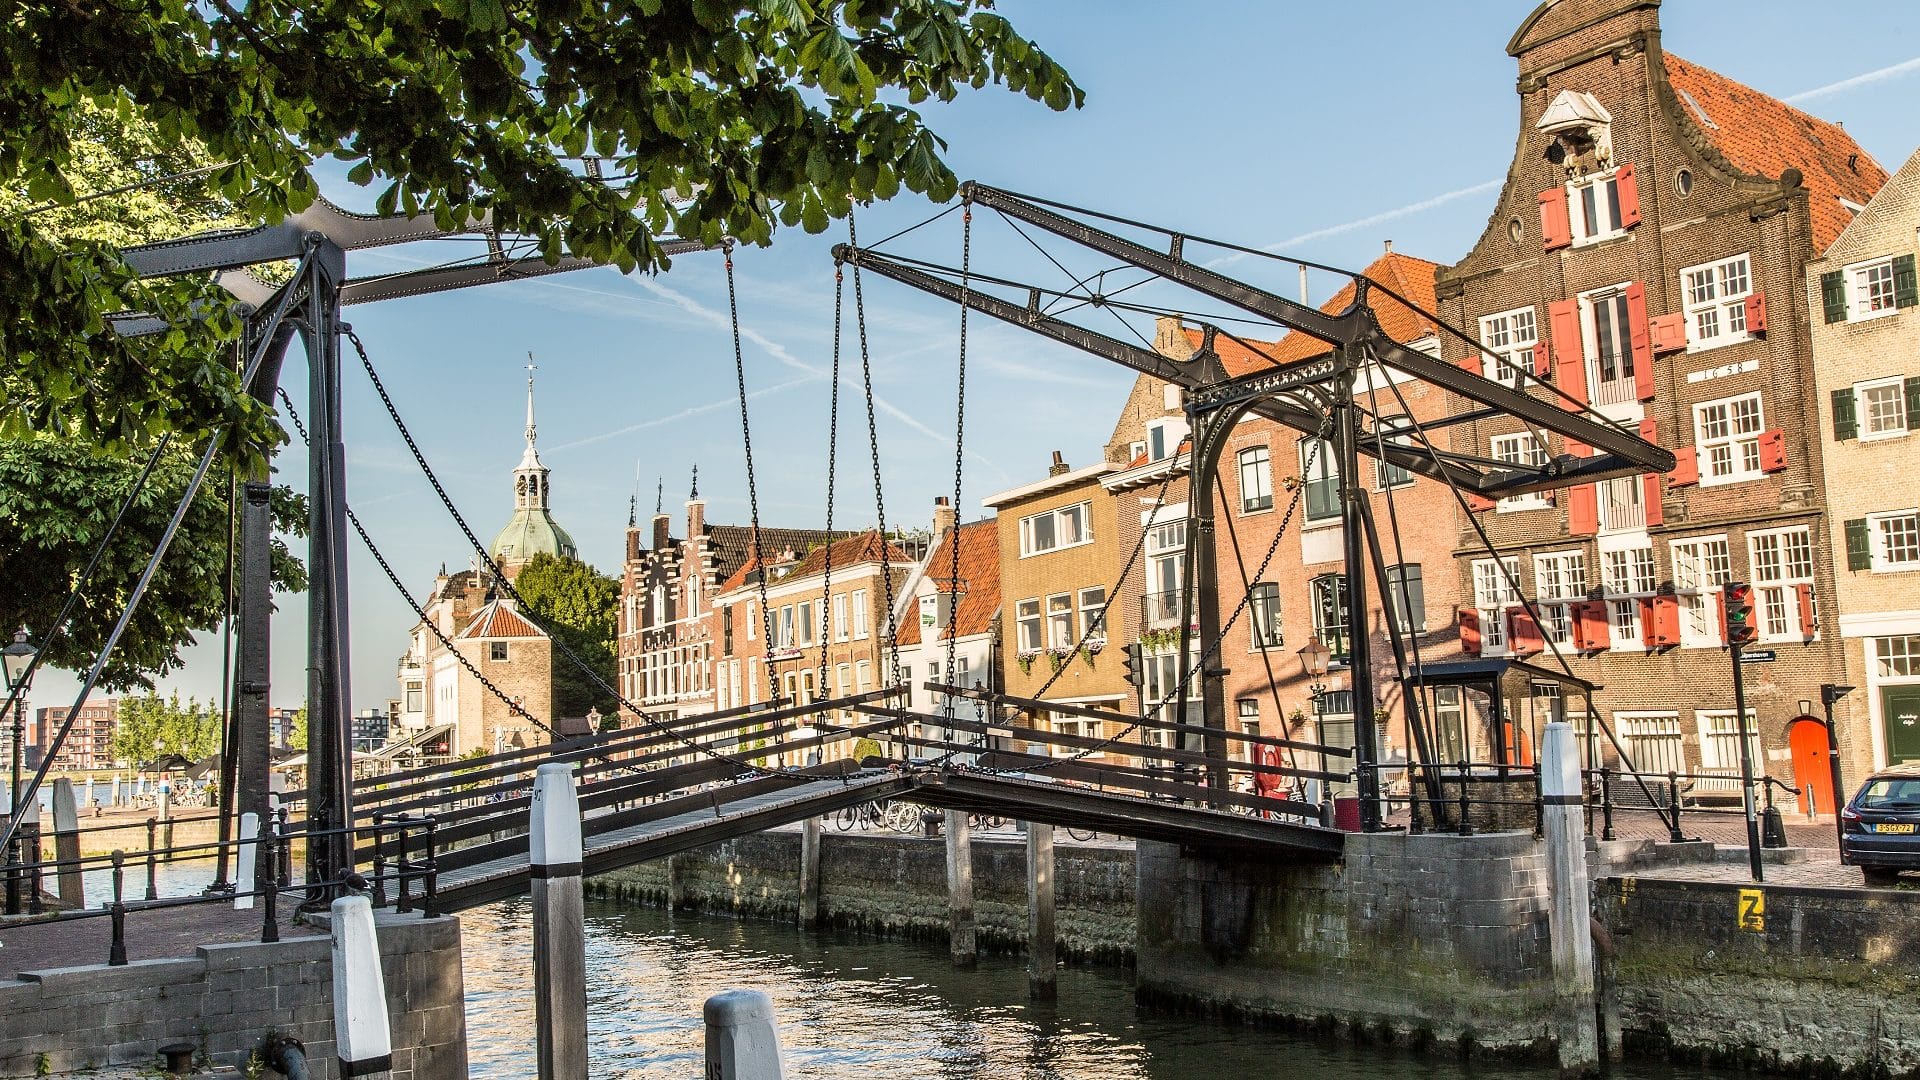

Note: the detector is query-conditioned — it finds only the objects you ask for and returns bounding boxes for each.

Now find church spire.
[524,353,538,449]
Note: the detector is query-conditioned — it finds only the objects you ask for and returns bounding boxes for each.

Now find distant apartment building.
[1433,0,1885,792]
[28,700,117,771]
[1808,147,1920,791]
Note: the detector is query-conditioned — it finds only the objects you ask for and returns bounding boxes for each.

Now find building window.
[1143,519,1186,629]
[1371,414,1415,490]
[1680,254,1752,350]
[852,590,869,640]
[796,600,813,646]
[1872,512,1920,570]
[1472,557,1520,654]
[1046,593,1074,650]
[855,660,872,696]
[1078,586,1107,642]
[1858,377,1910,440]
[405,686,423,713]
[489,641,508,662]
[1143,652,1189,725]
[1569,169,1624,244]
[1491,433,1551,510]
[1146,417,1189,461]
[1019,501,1093,556]
[1748,526,1815,640]
[1851,256,1900,319]
[1597,474,1646,533]
[1581,285,1638,405]
[1309,573,1348,662]
[1480,306,1538,386]
[1873,635,1920,678]
[1602,545,1656,646]
[1695,710,1761,793]
[830,595,847,642]
[1694,393,1765,486]
[1049,710,1110,755]
[746,600,757,641]
[1234,699,1260,764]
[1671,536,1732,644]
[1249,583,1284,650]
[1128,439,1147,462]
[1617,712,1684,777]
[1533,551,1586,645]
[1385,563,1426,634]
[1300,438,1340,522]
[1238,446,1273,513]
[1015,598,1042,653]
[776,605,795,648]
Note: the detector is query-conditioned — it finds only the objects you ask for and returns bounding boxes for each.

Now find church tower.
[490,360,579,577]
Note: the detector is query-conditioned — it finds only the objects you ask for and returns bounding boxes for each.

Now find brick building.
[397,566,554,759]
[894,503,1002,750]
[984,452,1131,759]
[1433,0,1886,792]
[1807,147,1920,790]
[30,700,117,771]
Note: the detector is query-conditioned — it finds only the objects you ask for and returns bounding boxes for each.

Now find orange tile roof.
[896,519,1000,646]
[717,530,912,596]
[1179,327,1283,378]
[1663,54,1887,252]
[457,599,546,640]
[1181,251,1441,373]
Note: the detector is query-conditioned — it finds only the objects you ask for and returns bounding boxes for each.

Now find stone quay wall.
[1134,831,1559,1058]
[586,829,1137,962]
[0,912,467,1079]
[1598,875,1920,1076]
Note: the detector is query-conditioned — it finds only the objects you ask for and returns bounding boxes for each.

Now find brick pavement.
[0,893,318,980]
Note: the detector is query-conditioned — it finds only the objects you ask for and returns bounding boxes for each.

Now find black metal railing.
[1581,767,1797,843]
[1367,760,1545,837]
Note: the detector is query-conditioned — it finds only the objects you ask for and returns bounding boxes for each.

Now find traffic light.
[1724,582,1758,645]
[1121,643,1142,687]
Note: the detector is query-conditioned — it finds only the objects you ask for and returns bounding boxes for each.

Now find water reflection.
[460,897,1694,1079]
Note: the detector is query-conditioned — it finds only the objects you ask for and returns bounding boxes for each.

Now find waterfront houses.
[1433,0,1888,793]
[1808,147,1920,789]
[396,566,555,759]
[893,503,1002,753]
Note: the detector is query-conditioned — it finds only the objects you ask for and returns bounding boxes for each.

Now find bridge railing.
[1580,766,1797,844]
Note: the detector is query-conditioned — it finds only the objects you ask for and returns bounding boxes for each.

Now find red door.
[1788,718,1835,816]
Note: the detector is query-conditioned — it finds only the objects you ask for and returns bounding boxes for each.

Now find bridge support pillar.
[531,763,589,1080]
[944,810,976,968]
[798,816,821,929]
[1026,822,1056,1000]
[1541,722,1599,1076]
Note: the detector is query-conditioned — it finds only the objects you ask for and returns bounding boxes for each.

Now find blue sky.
[29,1,1920,719]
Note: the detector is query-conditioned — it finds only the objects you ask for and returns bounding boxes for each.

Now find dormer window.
[1146,417,1189,461]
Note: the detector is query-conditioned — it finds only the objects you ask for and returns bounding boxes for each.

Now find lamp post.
[1820,684,1856,856]
[3,627,39,915]
[1297,638,1331,788]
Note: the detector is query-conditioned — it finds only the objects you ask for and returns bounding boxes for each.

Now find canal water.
[458,897,1699,1080]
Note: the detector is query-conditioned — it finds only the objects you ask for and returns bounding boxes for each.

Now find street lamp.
[3,627,38,916]
[1296,637,1331,707]
[1820,683,1856,856]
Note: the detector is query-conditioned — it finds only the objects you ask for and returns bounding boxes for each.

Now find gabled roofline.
[981,462,1121,508]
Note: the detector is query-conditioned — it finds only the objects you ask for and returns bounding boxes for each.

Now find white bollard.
[1541,721,1599,1075]
[111,774,121,807]
[51,778,82,908]
[704,989,786,1080]
[330,894,393,1078]
[531,763,588,1080]
[233,813,259,910]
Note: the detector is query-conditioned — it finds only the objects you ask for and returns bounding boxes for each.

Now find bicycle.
[966,812,1007,831]
[1064,826,1098,842]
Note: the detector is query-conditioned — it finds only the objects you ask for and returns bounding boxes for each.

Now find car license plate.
[1875,823,1917,834]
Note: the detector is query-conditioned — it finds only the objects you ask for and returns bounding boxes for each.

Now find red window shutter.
[1638,418,1658,443]
[1574,600,1611,653]
[1528,344,1547,378]
[1566,438,1591,458]
[1711,589,1728,646]
[1466,493,1497,513]
[1509,609,1545,657]
[1616,163,1642,229]
[1759,429,1787,472]
[1641,472,1664,527]
[1626,281,1655,400]
[1568,483,1598,535]
[1744,289,1767,336]
[1549,299,1585,408]
[1649,311,1688,355]
[1795,583,1817,639]
[1459,608,1482,656]
[1462,349,1483,377]
[1540,188,1572,251]
[1669,446,1698,487]
[1647,595,1682,648]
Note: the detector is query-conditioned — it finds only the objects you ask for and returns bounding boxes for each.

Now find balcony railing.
[1598,478,1646,531]
[1140,589,1188,631]
[1587,353,1639,407]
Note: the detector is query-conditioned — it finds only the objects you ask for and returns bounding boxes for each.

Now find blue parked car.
[1840,762,1920,885]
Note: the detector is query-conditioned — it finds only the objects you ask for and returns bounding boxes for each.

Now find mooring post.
[157,784,173,863]
[51,778,82,908]
[798,816,821,930]
[704,989,785,1080]
[1541,721,1598,1075]
[233,812,259,911]
[331,894,392,1080]
[944,809,976,968]
[1026,821,1056,1001]
[530,762,588,1080]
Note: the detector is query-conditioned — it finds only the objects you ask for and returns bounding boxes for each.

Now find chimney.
[932,495,957,541]
[685,493,705,544]
[1383,239,1393,254]
[1048,450,1070,477]
[652,512,671,552]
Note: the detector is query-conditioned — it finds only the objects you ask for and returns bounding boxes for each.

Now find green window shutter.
[1845,518,1872,571]
[1822,270,1849,323]
[1895,253,1919,309]
[1832,387,1858,441]
[1907,377,1920,428]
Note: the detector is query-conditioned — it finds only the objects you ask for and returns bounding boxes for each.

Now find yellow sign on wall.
[1737,888,1765,932]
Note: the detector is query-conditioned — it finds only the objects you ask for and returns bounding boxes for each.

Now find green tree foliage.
[0,439,308,690]
[2,3,1082,460]
[287,707,308,752]
[511,553,620,719]
[110,691,223,765]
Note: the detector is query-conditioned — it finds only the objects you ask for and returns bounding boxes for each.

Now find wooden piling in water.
[944,809,976,968]
[1026,822,1056,1000]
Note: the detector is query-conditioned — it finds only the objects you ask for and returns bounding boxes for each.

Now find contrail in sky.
[1203,178,1504,270]
[1785,55,1920,103]
[547,374,821,452]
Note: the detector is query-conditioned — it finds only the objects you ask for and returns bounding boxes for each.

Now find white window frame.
[1532,550,1587,645]
[833,594,849,642]
[1078,586,1108,643]
[1857,376,1910,441]
[1233,699,1260,764]
[1491,433,1551,510]
[1695,709,1761,794]
[1015,598,1042,653]
[1019,501,1094,557]
[1472,557,1521,655]
[1371,414,1416,491]
[1238,445,1274,513]
[1386,563,1427,634]
[1046,592,1075,650]
[1479,306,1539,387]
[1146,417,1189,462]
[1848,255,1900,321]
[1670,535,1731,646]
[1300,438,1340,523]
[1615,711,1684,777]
[1748,525,1816,642]
[1580,282,1639,406]
[1597,474,1647,533]
[1870,510,1920,572]
[1248,582,1284,651]
[1693,392,1765,487]
[1873,634,1920,679]
[1601,545,1656,648]
[852,589,869,640]
[1679,253,1752,351]
[1568,168,1625,246]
